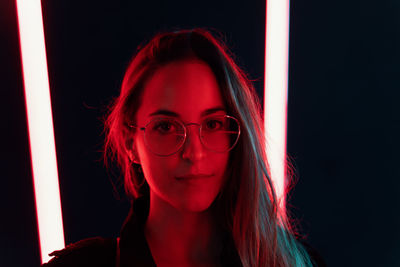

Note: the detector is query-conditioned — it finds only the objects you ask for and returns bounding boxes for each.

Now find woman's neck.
[144,192,222,266]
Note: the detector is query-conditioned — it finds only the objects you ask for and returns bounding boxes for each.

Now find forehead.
[136,59,226,122]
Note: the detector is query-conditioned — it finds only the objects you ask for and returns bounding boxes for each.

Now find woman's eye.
[154,122,174,133]
[205,120,223,130]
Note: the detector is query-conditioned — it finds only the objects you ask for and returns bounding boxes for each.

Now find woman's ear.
[125,136,141,164]
[127,148,140,164]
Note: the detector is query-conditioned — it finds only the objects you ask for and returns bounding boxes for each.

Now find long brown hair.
[104,28,313,266]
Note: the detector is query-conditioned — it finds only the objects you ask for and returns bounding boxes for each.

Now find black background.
[1,0,399,266]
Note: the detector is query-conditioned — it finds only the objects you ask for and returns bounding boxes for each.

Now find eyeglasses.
[129,115,241,156]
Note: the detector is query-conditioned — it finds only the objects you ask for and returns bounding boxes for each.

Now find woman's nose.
[180,124,206,161]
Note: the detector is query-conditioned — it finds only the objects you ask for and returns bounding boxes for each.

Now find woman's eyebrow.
[149,107,226,118]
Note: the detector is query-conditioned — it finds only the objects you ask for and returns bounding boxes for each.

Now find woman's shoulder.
[41,237,117,267]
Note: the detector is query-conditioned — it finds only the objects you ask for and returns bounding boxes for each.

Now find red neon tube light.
[264,0,290,214]
[15,0,65,263]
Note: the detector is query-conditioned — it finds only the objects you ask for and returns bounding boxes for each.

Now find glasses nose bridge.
[181,122,205,150]
[184,122,201,128]
[183,122,202,139]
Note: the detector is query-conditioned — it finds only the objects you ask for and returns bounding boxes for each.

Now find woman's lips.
[175,174,213,180]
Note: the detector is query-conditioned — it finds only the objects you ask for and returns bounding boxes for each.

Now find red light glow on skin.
[129,59,228,264]
[15,0,65,263]
[131,59,230,213]
[264,0,290,215]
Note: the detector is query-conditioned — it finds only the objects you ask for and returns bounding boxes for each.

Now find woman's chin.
[150,186,220,213]
[174,196,216,213]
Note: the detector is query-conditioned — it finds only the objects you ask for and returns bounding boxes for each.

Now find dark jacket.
[41,196,325,267]
[42,196,241,267]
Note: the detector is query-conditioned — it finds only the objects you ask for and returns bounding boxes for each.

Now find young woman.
[43,29,323,267]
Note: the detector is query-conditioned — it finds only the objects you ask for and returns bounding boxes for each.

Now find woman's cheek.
[143,156,175,191]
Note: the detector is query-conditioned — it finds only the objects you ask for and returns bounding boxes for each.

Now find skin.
[129,59,230,266]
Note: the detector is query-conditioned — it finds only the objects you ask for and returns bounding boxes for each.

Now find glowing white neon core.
[15,0,65,263]
[264,0,290,212]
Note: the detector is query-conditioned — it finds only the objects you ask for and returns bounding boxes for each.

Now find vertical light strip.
[264,0,290,213]
[15,0,65,263]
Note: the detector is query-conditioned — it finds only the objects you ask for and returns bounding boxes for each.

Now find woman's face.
[131,59,230,212]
